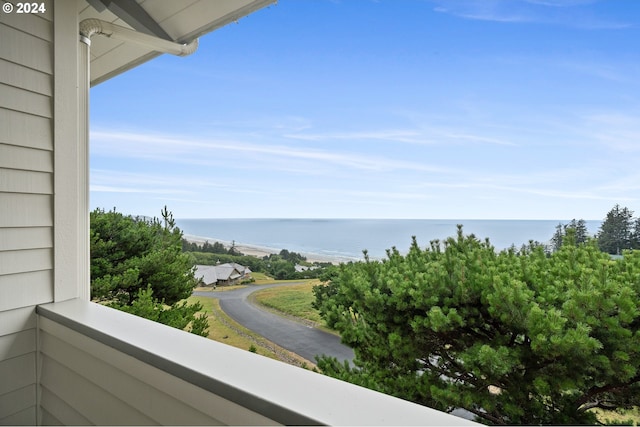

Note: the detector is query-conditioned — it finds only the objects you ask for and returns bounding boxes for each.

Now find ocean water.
[176,219,602,261]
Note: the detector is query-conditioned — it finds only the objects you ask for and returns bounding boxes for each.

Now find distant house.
[295,264,318,273]
[195,263,252,287]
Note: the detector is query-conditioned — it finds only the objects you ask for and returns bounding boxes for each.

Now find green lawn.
[252,280,326,327]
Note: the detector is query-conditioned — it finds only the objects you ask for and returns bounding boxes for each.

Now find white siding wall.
[37,304,279,426]
[0,3,54,424]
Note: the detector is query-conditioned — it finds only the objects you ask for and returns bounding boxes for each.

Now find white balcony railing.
[36,299,476,425]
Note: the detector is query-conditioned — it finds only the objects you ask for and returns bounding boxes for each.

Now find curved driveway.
[193,283,354,364]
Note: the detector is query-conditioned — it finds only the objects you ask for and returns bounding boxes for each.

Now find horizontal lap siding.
[40,355,157,425]
[0,13,54,301]
[0,19,52,74]
[0,305,38,425]
[0,7,53,425]
[0,110,53,151]
[39,317,277,425]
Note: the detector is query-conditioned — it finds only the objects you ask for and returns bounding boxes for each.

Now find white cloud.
[91,129,456,174]
[581,113,640,151]
[524,0,598,7]
[285,127,516,146]
[429,0,630,29]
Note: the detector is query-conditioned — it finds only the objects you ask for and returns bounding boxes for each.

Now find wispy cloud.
[285,127,516,146]
[433,3,528,23]
[524,0,598,7]
[430,0,631,29]
[577,112,640,152]
[90,185,177,194]
[91,129,456,174]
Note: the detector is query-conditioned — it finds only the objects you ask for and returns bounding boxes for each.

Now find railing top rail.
[37,299,476,426]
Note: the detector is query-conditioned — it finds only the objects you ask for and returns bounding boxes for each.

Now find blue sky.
[90,0,640,220]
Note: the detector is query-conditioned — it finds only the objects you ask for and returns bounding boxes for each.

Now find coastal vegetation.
[184,241,333,280]
[90,203,640,424]
[597,204,640,255]
[312,225,640,425]
[90,207,208,336]
[550,204,640,255]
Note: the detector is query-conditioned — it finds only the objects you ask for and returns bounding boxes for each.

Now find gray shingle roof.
[195,263,251,285]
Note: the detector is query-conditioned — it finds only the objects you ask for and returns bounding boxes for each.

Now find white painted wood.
[53,0,89,302]
[0,249,52,276]
[38,300,476,426]
[77,0,120,23]
[0,307,36,336]
[0,83,52,118]
[0,271,53,311]
[0,144,52,172]
[0,194,52,226]
[0,385,36,425]
[0,6,52,41]
[0,24,52,73]
[0,59,52,97]
[0,405,36,426]
[89,40,156,84]
[41,333,224,425]
[0,309,37,425]
[0,329,36,360]
[39,318,273,425]
[39,387,89,426]
[0,353,36,395]
[0,1,54,424]
[0,169,52,194]
[40,355,158,425]
[158,0,273,40]
[0,110,52,150]
[140,0,200,24]
[82,0,275,85]
[0,228,52,252]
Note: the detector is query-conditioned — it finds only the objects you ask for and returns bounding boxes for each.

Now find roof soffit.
[79,0,276,85]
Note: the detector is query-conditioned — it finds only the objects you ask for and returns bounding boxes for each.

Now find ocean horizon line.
[178,217,603,222]
[177,218,603,262]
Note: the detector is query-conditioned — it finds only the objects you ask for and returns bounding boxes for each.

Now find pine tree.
[314,226,640,424]
[630,217,640,250]
[551,223,564,252]
[549,219,589,253]
[91,207,208,336]
[597,204,634,254]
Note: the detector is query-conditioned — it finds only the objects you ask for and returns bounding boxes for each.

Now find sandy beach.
[183,234,353,264]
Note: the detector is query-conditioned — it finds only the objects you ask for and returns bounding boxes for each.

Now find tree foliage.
[550,219,589,253]
[276,249,307,264]
[313,226,640,425]
[91,207,197,305]
[598,204,636,255]
[182,239,230,255]
[111,286,209,336]
[186,248,329,280]
[90,207,208,336]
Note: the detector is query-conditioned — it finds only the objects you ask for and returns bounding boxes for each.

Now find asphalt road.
[194,284,475,421]
[193,283,354,364]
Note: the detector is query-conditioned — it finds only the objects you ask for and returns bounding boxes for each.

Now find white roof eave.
[80,0,276,86]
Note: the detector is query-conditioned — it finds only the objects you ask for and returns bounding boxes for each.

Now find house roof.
[79,0,275,86]
[194,265,219,285]
[195,263,251,285]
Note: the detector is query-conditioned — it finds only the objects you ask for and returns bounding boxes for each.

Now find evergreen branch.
[576,374,640,411]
